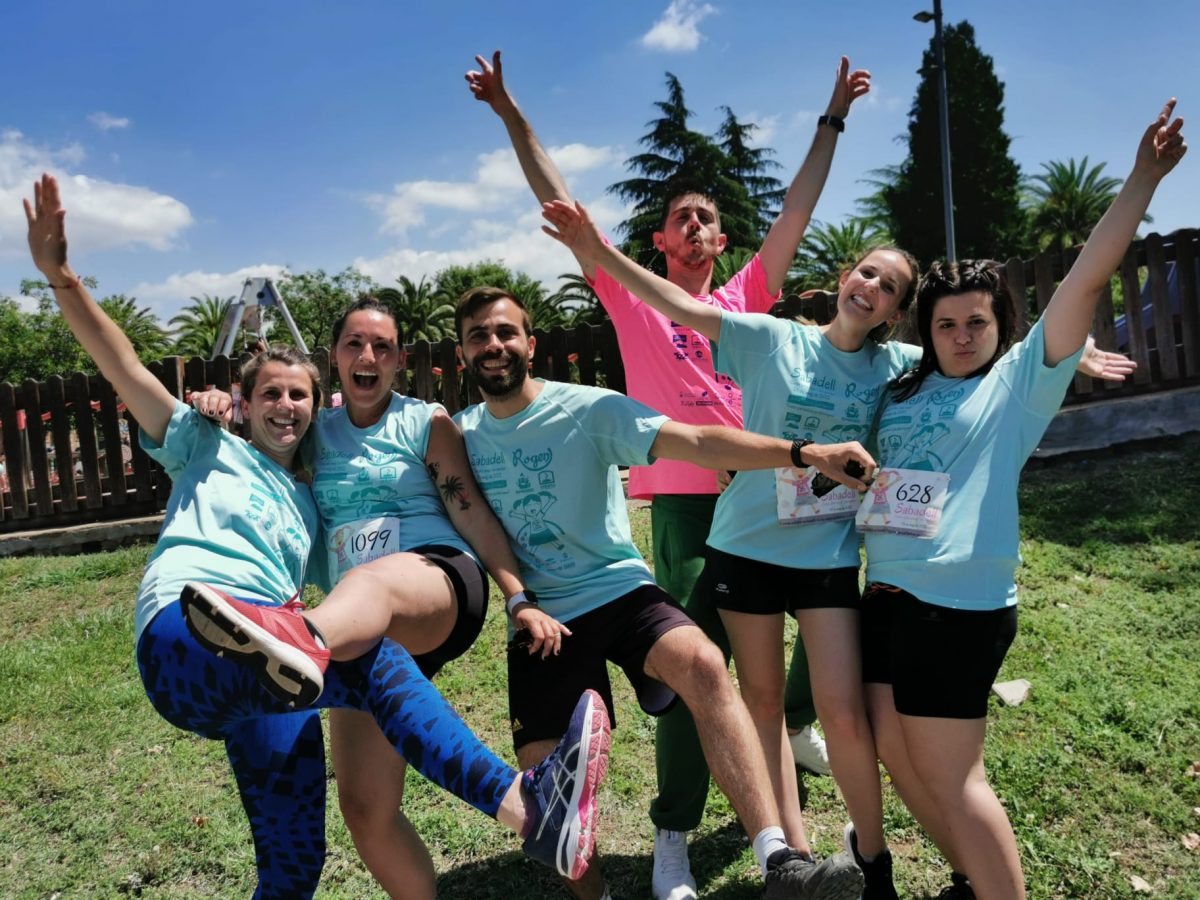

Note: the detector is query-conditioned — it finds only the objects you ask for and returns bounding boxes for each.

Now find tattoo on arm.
[428,462,471,511]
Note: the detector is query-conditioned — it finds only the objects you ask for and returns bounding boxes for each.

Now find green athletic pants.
[647,493,817,832]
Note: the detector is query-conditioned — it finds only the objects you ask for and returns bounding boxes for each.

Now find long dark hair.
[888,259,1019,401]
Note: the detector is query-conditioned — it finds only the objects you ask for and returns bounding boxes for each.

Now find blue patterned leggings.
[136,599,516,899]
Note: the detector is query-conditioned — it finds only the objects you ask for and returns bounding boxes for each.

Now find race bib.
[855,468,950,538]
[327,516,401,583]
[775,466,859,524]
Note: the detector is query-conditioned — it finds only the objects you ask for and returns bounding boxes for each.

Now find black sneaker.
[936,872,976,899]
[765,848,864,900]
[843,824,899,900]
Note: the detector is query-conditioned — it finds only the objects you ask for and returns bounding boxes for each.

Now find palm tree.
[170,294,233,358]
[710,247,757,291]
[855,164,902,236]
[102,295,170,362]
[378,276,455,344]
[786,219,887,295]
[1025,157,1144,251]
[547,273,604,326]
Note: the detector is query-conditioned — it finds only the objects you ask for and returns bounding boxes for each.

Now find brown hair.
[454,286,532,340]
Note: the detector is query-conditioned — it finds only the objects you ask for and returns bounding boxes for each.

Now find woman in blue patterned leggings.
[24,173,609,898]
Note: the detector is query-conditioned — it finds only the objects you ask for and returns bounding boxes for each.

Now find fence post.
[46,375,79,512]
[1119,247,1153,384]
[1175,228,1200,378]
[0,382,27,520]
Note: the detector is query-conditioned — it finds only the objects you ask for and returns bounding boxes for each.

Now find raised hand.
[826,56,871,119]
[23,173,70,276]
[1135,98,1187,179]
[541,199,605,262]
[465,50,513,113]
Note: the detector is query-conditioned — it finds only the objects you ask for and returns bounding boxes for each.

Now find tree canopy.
[880,21,1026,264]
[607,73,782,273]
[1024,157,1142,251]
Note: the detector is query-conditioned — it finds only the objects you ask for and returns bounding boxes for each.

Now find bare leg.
[305,552,457,660]
[516,740,608,900]
[865,683,969,871]
[795,608,885,857]
[644,625,805,854]
[331,709,436,900]
[897,712,1024,899]
[717,611,806,846]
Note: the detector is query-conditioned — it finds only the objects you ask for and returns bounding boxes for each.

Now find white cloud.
[130,263,289,320]
[0,131,192,257]
[87,112,131,131]
[744,113,780,147]
[354,194,628,292]
[640,0,716,53]
[367,142,616,237]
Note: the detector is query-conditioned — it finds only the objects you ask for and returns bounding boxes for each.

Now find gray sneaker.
[765,848,865,900]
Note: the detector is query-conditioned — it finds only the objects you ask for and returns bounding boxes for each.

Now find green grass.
[1,436,1198,898]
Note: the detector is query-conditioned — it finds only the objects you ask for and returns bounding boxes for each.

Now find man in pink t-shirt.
[468,49,869,900]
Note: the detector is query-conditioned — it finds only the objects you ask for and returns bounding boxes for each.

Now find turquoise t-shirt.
[135,401,318,639]
[707,312,919,568]
[311,393,473,589]
[455,381,668,624]
[864,318,1086,611]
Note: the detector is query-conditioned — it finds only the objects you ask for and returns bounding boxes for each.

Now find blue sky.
[2,0,1196,324]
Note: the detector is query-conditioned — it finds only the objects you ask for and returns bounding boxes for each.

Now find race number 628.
[895,482,934,504]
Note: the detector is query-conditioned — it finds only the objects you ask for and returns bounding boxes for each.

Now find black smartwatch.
[790,439,813,468]
[817,114,845,133]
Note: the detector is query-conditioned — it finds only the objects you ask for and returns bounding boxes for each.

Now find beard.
[470,349,528,400]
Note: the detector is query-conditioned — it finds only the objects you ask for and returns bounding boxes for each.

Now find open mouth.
[478,354,511,375]
[351,371,379,389]
[848,293,874,314]
[265,416,299,434]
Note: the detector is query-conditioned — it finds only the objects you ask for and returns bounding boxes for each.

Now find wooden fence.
[2,229,1197,535]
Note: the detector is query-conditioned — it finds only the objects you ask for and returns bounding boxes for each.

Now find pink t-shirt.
[589,254,779,498]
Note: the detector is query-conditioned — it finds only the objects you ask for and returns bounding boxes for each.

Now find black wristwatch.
[790,439,814,468]
[817,114,845,133]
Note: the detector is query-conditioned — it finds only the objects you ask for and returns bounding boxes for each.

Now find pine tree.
[882,21,1027,264]
[607,74,769,273]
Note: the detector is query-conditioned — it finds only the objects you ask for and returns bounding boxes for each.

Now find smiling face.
[243,361,315,467]
[653,193,727,272]
[334,309,402,425]
[458,297,534,401]
[929,290,1001,377]
[834,249,915,339]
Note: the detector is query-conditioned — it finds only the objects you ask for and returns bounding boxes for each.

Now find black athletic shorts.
[860,582,1018,719]
[700,546,860,615]
[507,584,693,751]
[408,544,488,678]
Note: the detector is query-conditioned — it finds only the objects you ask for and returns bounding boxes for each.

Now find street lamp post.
[915,0,957,261]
